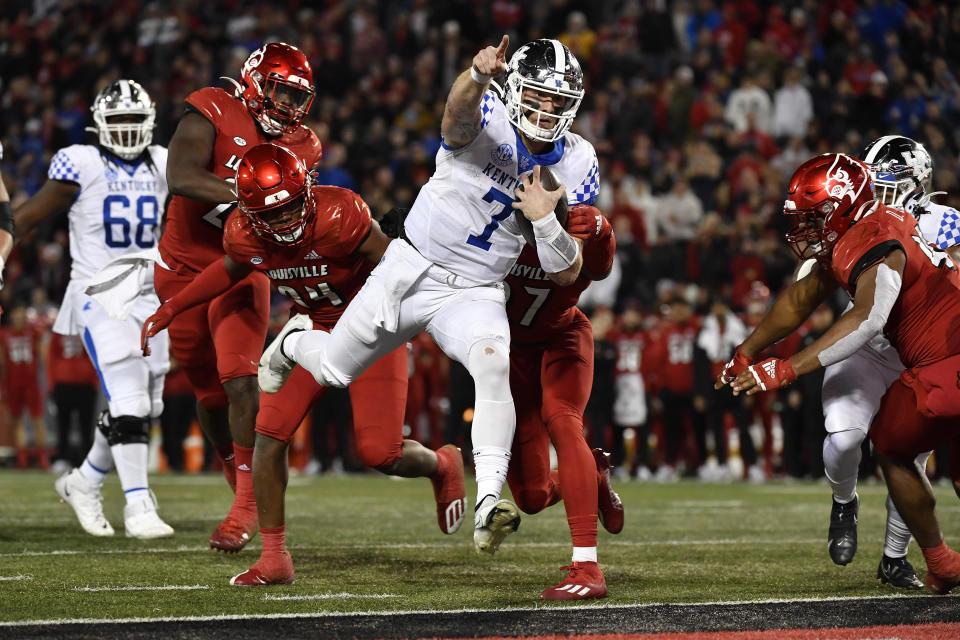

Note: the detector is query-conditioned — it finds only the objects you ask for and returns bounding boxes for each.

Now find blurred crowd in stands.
[1,0,958,482]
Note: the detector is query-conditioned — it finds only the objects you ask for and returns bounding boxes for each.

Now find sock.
[216,442,237,493]
[112,442,150,504]
[550,416,598,548]
[823,431,862,504]
[883,494,913,558]
[260,524,287,556]
[230,444,257,520]
[572,546,598,563]
[79,429,113,488]
[921,539,960,577]
[472,446,511,512]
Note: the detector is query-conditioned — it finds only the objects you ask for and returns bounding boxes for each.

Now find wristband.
[470,67,492,85]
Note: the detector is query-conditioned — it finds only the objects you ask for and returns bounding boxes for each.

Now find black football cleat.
[877,555,923,590]
[828,495,858,566]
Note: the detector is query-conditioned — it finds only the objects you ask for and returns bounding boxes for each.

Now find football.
[516,165,569,248]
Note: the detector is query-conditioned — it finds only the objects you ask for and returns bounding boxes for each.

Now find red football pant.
[256,341,407,470]
[155,265,270,409]
[871,354,960,482]
[507,310,598,548]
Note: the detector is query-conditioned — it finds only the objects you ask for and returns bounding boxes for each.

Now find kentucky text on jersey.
[265,264,329,280]
[509,262,551,281]
[482,162,521,192]
[106,179,160,192]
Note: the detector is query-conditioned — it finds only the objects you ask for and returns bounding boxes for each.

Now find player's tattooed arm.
[167,112,237,204]
[737,261,837,360]
[356,219,392,264]
[441,35,509,149]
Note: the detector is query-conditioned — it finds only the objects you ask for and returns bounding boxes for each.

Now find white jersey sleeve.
[917,201,960,250]
[403,90,600,285]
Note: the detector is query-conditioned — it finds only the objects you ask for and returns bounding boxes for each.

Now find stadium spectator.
[47,332,98,469]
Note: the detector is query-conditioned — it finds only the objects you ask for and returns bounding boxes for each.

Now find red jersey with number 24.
[830,202,960,368]
[159,87,323,274]
[222,185,373,327]
[506,213,615,345]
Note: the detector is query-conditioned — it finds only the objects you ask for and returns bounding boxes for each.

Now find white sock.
[822,431,862,504]
[572,546,598,563]
[111,442,150,505]
[79,428,113,488]
[883,494,913,558]
[472,445,511,514]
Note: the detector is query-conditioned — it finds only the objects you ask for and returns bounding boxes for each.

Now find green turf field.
[1,469,956,622]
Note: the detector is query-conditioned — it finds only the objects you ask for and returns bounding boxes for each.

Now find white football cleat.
[473,498,521,555]
[124,491,174,539]
[55,468,114,536]
[258,314,313,393]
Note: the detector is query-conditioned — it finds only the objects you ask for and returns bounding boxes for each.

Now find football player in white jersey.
[793,137,958,588]
[257,35,599,556]
[13,80,174,539]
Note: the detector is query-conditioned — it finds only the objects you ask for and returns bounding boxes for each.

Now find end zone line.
[0,594,928,627]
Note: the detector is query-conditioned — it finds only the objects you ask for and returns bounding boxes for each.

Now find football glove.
[379,207,410,239]
[566,205,609,240]
[717,346,751,386]
[141,306,175,356]
[743,357,797,392]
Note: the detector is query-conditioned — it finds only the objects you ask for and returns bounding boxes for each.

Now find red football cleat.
[230,552,295,586]
[541,561,608,600]
[592,448,624,534]
[210,515,258,553]
[430,445,467,534]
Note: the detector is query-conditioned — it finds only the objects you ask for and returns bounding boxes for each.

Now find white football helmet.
[89,79,156,160]
[859,135,933,207]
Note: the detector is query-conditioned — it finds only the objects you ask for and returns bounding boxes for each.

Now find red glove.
[141,305,175,356]
[566,205,609,240]
[718,346,751,386]
[744,357,798,392]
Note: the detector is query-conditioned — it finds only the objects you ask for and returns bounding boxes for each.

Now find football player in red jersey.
[717,153,960,593]
[505,203,623,600]
[157,43,323,551]
[143,144,466,585]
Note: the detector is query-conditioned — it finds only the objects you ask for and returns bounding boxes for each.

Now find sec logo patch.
[251,256,263,265]
[234,136,247,146]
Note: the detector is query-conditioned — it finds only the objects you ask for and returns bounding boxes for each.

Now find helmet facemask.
[90,81,156,160]
[241,186,314,246]
[255,74,315,136]
[506,74,583,142]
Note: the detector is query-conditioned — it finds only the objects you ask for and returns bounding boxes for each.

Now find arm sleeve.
[162,258,239,315]
[48,148,82,186]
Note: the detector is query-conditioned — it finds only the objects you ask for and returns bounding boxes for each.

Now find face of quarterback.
[519,87,569,134]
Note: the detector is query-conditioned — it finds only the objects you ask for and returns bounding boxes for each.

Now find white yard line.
[263,593,400,601]
[0,538,830,558]
[71,585,210,592]
[0,574,32,581]
[0,594,928,627]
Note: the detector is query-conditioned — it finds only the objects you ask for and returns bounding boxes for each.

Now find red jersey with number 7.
[222,185,373,327]
[829,201,960,368]
[159,87,322,275]
[506,214,615,345]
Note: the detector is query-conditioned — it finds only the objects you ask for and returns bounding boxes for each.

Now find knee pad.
[98,412,150,446]
[467,338,510,400]
[824,429,866,457]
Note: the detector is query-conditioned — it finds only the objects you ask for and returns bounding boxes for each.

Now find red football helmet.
[236,143,314,245]
[239,42,315,135]
[783,153,875,262]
